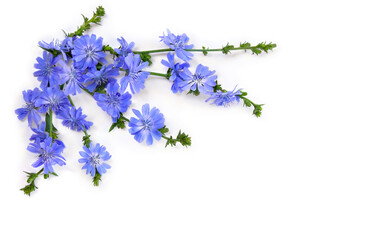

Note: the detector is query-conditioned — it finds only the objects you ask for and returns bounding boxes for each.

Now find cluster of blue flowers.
[16,6,275,195]
[159,36,242,106]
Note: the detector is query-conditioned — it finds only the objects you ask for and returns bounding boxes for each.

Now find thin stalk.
[148,71,169,78]
[48,108,53,137]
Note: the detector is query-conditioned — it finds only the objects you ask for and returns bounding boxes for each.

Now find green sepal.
[158,125,170,135]
[82,134,91,148]
[103,45,119,56]
[139,52,152,65]
[109,113,129,132]
[92,170,102,186]
[187,89,201,96]
[20,182,38,196]
[222,43,234,54]
[202,46,209,56]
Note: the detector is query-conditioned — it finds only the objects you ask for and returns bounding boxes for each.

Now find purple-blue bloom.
[29,121,65,147]
[160,29,194,62]
[206,86,242,106]
[114,37,135,68]
[179,64,217,94]
[38,37,73,61]
[27,136,66,174]
[93,82,132,122]
[15,88,42,127]
[56,107,93,131]
[71,34,106,70]
[128,104,165,145]
[83,64,119,92]
[60,63,85,95]
[34,51,63,88]
[120,54,150,94]
[161,53,190,93]
[79,143,111,177]
[35,87,71,114]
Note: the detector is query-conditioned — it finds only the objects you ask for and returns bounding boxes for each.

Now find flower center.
[193,74,204,85]
[40,151,52,163]
[142,118,152,130]
[86,46,95,58]
[107,93,121,107]
[90,154,101,166]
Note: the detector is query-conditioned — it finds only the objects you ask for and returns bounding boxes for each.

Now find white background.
[1,0,378,239]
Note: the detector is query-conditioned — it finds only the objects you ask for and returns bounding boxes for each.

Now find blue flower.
[128,104,165,145]
[56,107,93,131]
[29,121,65,147]
[114,37,135,57]
[120,54,150,94]
[83,64,119,92]
[27,136,66,174]
[38,37,73,61]
[179,64,217,94]
[206,86,242,106]
[71,34,106,70]
[114,37,135,68]
[79,143,111,177]
[15,88,42,127]
[93,82,132,122]
[34,51,63,88]
[60,63,85,95]
[161,53,190,93]
[160,29,194,62]
[35,87,71,114]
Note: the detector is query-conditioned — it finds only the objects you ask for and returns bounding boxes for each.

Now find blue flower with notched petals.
[83,64,119,92]
[114,37,135,68]
[60,63,85,95]
[128,104,165,145]
[161,53,190,93]
[179,64,217,94]
[34,51,63,88]
[15,88,42,127]
[206,86,242,106]
[35,87,71,114]
[93,82,132,122]
[39,37,73,61]
[160,29,194,62]
[71,34,106,70]
[27,136,66,174]
[29,121,65,147]
[79,143,111,177]
[120,54,150,94]
[56,107,93,131]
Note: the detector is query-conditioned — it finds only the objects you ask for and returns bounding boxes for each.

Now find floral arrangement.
[15,6,276,195]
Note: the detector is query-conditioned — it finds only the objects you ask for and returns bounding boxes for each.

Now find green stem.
[48,108,53,137]
[148,71,169,78]
[67,95,75,106]
[133,42,276,55]
[80,86,94,96]
[134,48,172,54]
